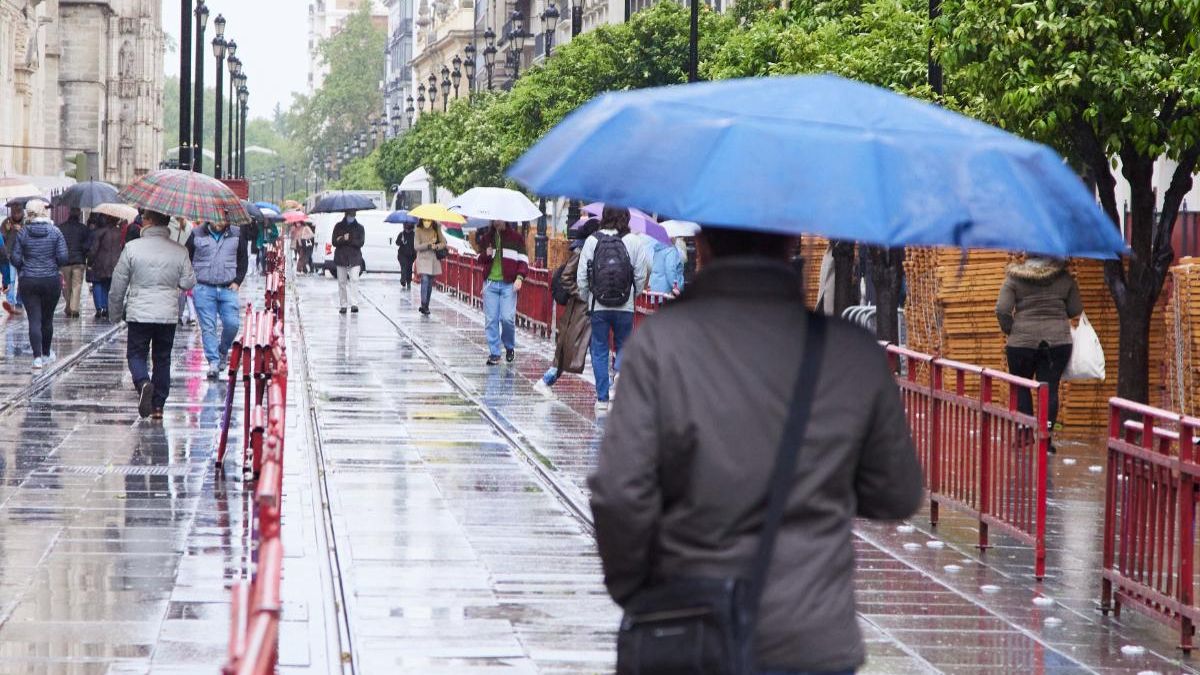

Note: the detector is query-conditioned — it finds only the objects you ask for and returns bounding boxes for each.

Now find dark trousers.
[127,322,177,410]
[18,276,61,357]
[1006,343,1073,427]
[399,257,414,287]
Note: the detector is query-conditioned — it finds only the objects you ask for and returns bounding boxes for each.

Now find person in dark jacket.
[186,220,249,379]
[58,208,92,318]
[477,221,529,366]
[588,226,924,674]
[89,215,127,318]
[996,256,1084,439]
[332,211,366,314]
[11,201,68,369]
[3,201,25,310]
[396,222,416,289]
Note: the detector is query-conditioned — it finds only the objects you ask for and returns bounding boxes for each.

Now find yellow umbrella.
[409,203,466,224]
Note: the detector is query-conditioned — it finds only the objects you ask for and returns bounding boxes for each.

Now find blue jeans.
[483,280,516,357]
[92,280,110,311]
[420,273,435,308]
[193,284,241,366]
[589,310,634,402]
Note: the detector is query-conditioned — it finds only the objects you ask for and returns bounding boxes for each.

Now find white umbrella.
[0,178,42,202]
[449,187,542,222]
[93,202,139,222]
[661,219,701,238]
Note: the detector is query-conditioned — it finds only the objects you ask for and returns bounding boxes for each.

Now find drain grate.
[47,465,192,477]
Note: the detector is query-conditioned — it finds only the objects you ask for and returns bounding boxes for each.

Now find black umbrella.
[53,181,120,209]
[241,200,265,222]
[311,192,376,214]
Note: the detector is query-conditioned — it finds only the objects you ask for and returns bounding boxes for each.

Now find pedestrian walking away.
[588,226,924,674]
[414,218,447,315]
[58,208,92,317]
[332,210,366,314]
[256,218,280,275]
[536,219,596,396]
[186,219,249,379]
[10,200,67,369]
[396,221,416,289]
[576,206,650,408]
[109,210,197,419]
[88,214,127,319]
[293,219,316,274]
[2,200,25,311]
[477,220,528,366]
[996,255,1083,450]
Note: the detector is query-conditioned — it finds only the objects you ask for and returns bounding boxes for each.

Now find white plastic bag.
[1064,312,1105,381]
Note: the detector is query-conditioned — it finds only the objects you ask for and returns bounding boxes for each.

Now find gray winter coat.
[995,260,1083,349]
[588,258,924,673]
[11,220,68,279]
[109,226,197,324]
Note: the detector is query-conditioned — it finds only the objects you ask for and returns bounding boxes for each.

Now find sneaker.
[486,355,501,366]
[339,307,348,315]
[138,382,155,418]
[94,309,103,319]
[610,375,618,400]
[151,409,164,420]
[351,305,359,313]
[45,350,56,363]
[505,348,515,363]
[594,400,611,412]
[419,306,431,315]
[207,364,220,380]
[31,356,44,371]
[219,356,229,373]
[533,379,553,398]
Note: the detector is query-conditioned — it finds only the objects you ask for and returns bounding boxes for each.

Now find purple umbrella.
[573,203,670,244]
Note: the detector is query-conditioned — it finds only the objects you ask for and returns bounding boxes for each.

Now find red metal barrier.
[886,345,1049,579]
[1101,399,1200,651]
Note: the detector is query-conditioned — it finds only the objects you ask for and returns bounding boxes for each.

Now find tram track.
[0,321,124,418]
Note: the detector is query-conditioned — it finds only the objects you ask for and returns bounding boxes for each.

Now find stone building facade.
[0,0,163,186]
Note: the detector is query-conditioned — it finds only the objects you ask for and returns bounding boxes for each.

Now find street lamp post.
[193,0,209,173]
[541,2,559,58]
[180,0,193,171]
[508,10,526,80]
[688,0,698,82]
[464,43,477,94]
[451,55,462,98]
[226,48,239,177]
[483,28,496,90]
[428,73,438,112]
[238,84,248,177]
[417,84,426,113]
[440,66,451,112]
[406,98,415,128]
[211,15,226,179]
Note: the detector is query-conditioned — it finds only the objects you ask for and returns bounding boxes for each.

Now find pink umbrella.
[574,203,670,243]
[283,211,308,224]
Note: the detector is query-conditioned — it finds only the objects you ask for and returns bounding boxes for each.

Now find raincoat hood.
[1007,258,1068,284]
[25,220,55,237]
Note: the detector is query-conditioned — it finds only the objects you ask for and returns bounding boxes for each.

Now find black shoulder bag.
[616,314,827,675]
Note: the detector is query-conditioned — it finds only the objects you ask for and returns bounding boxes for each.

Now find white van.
[311,209,405,275]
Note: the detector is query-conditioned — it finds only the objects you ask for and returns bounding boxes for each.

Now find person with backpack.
[477,220,529,366]
[535,220,597,396]
[576,206,651,410]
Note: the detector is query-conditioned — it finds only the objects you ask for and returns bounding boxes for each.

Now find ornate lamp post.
[237,83,248,177]
[406,97,415,127]
[211,15,226,178]
[440,66,451,111]
[417,84,427,113]
[451,55,462,98]
[483,28,497,90]
[192,0,209,172]
[541,2,560,57]
[508,10,526,80]
[463,43,477,94]
[427,73,438,111]
[180,0,193,171]
[226,47,239,176]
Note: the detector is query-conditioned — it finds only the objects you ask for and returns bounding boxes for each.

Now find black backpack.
[551,264,572,306]
[589,233,635,308]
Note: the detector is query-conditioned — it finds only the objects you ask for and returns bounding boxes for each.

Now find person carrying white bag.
[996,256,1084,452]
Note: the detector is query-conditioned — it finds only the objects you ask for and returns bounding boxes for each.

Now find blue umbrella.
[312,192,376,214]
[254,201,282,214]
[508,75,1127,259]
[385,209,417,224]
[53,181,120,209]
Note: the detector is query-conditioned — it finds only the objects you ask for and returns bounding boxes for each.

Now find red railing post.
[1179,419,1196,651]
[978,372,993,551]
[929,359,942,527]
[1101,402,1120,613]
[217,341,244,466]
[1033,381,1049,579]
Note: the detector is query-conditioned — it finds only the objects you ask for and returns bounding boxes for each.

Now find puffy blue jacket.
[648,241,684,293]
[12,220,68,280]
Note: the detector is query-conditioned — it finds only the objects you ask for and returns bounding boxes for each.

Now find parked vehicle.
[311,210,402,275]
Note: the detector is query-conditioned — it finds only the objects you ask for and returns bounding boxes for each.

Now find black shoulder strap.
[745,313,827,619]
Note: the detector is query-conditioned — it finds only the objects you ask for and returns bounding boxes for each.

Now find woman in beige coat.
[414,219,447,315]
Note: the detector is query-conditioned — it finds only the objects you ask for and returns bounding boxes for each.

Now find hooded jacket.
[11,220,68,279]
[995,259,1083,349]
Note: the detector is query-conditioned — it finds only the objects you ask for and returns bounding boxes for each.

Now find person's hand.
[514,277,523,293]
[486,247,495,257]
[229,283,240,292]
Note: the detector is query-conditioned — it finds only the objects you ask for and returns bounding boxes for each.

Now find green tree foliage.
[286,1,386,168]
[941,0,1200,403]
[331,149,386,191]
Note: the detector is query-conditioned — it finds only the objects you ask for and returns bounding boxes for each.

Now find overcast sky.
[162,1,309,120]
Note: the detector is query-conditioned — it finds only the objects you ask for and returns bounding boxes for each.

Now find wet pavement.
[2,273,1200,673]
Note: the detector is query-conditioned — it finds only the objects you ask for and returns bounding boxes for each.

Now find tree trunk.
[832,240,858,317]
[1116,296,1153,404]
[869,245,905,344]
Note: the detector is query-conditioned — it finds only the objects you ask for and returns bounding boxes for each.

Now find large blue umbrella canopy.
[385,209,417,224]
[312,192,376,214]
[508,75,1127,259]
[53,181,120,209]
[254,201,282,214]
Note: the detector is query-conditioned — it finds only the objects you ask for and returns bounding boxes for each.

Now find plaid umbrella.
[118,169,250,226]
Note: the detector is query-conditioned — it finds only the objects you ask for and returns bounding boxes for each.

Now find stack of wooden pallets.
[799,235,828,311]
[1165,259,1200,415]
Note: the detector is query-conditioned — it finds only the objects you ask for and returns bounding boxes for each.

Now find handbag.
[435,247,448,261]
[616,314,828,675]
[1063,312,1105,381]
